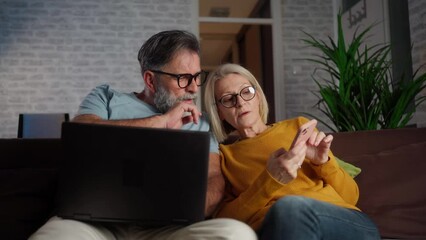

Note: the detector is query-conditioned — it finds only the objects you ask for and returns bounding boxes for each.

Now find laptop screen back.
[55,122,210,226]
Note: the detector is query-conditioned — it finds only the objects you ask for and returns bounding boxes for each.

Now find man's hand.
[162,102,202,129]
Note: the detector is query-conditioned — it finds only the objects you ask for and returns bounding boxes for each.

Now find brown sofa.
[1,127,425,239]
[0,139,61,240]
[331,127,426,239]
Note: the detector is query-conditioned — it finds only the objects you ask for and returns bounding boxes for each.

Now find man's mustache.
[177,93,198,102]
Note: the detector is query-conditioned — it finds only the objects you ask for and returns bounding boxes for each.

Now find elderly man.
[29,30,257,240]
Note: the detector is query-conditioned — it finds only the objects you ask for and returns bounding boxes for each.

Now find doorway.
[199,0,276,122]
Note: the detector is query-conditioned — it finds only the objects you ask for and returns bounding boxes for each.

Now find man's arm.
[73,100,202,129]
[204,152,225,217]
[72,114,167,128]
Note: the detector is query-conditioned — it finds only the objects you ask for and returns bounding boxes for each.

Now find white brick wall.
[280,0,334,131]
[0,0,194,137]
[409,0,426,127]
[0,0,425,137]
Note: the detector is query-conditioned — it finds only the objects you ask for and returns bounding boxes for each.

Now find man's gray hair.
[137,30,200,73]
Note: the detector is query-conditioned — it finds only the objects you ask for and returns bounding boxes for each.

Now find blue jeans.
[258,196,380,240]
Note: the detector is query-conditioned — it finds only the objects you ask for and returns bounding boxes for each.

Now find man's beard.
[153,84,198,113]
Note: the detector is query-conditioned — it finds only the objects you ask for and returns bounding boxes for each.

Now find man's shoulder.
[89,84,136,101]
[91,84,118,95]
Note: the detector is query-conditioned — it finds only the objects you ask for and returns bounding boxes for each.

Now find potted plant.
[301,12,426,132]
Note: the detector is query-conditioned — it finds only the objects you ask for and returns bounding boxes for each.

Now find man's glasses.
[150,70,208,88]
[217,86,256,108]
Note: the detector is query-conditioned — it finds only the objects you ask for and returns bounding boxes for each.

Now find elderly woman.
[203,63,380,240]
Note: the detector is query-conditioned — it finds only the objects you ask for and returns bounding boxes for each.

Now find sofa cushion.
[335,156,361,177]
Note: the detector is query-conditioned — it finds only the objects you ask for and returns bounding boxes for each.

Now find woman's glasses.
[150,70,207,88]
[218,86,256,108]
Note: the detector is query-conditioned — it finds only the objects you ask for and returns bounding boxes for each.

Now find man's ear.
[143,71,156,92]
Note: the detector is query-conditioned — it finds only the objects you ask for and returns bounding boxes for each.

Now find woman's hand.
[306,131,333,166]
[266,143,307,184]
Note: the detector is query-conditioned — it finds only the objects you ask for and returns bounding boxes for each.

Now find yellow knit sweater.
[214,117,360,231]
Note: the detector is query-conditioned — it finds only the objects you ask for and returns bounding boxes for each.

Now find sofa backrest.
[0,139,62,240]
[331,127,426,239]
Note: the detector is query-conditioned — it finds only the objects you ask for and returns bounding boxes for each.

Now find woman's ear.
[143,71,156,93]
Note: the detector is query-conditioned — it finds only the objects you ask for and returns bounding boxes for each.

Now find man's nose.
[186,78,199,93]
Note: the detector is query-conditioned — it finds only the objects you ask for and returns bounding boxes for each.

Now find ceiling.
[199,0,261,70]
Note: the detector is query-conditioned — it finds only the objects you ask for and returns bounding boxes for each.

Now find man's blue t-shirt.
[77,84,219,153]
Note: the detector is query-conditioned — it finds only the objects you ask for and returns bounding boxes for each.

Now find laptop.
[55,121,210,226]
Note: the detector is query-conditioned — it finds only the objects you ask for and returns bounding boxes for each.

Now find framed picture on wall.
[337,0,390,47]
[335,0,413,84]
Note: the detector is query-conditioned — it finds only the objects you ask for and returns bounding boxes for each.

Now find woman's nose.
[235,95,245,107]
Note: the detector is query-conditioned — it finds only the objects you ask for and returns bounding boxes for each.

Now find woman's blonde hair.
[204,63,269,143]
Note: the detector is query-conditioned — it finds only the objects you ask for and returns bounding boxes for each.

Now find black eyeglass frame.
[217,86,256,108]
[150,69,207,88]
